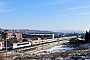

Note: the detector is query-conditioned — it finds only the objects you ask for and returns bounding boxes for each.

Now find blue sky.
[0,0,90,31]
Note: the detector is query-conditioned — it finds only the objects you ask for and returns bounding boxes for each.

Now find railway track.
[0,38,70,54]
[0,36,77,56]
[0,37,77,60]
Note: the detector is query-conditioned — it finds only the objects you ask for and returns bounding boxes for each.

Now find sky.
[0,0,90,31]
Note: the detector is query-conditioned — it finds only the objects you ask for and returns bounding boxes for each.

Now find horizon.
[0,28,86,32]
[0,0,90,31]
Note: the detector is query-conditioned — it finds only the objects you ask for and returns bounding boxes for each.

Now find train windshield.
[17,43,29,46]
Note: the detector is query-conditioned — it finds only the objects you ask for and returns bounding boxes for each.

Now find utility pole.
[42,38,43,50]
[6,38,8,60]
[42,36,43,50]
[58,37,59,45]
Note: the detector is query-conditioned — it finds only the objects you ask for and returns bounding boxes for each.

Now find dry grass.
[13,48,90,60]
[7,54,21,58]
[0,55,4,60]
[73,47,88,50]
[19,47,36,53]
[22,50,74,58]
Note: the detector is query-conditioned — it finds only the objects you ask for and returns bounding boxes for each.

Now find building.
[7,32,13,38]
[15,32,22,39]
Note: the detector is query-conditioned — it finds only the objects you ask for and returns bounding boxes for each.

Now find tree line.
[85,30,90,43]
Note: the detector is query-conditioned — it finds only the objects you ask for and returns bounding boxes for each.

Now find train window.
[17,43,29,46]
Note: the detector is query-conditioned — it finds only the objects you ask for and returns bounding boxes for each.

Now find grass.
[19,47,37,53]
[13,48,90,60]
[0,55,4,60]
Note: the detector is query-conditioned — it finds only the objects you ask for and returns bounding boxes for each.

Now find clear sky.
[0,0,90,31]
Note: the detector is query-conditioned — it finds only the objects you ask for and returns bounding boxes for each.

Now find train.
[0,38,58,50]
[0,36,77,50]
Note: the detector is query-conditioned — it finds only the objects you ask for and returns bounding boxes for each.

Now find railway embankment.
[1,39,70,60]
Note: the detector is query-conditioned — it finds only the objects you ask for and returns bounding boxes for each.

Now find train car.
[31,40,40,46]
[43,39,48,43]
[52,39,57,42]
[47,39,53,42]
[0,42,2,50]
[13,42,31,49]
[39,39,47,44]
[0,41,5,50]
[47,39,58,42]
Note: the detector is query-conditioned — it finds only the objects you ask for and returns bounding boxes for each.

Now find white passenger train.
[0,42,2,50]
[0,41,4,50]
[0,36,77,50]
[0,39,57,50]
[13,42,31,49]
